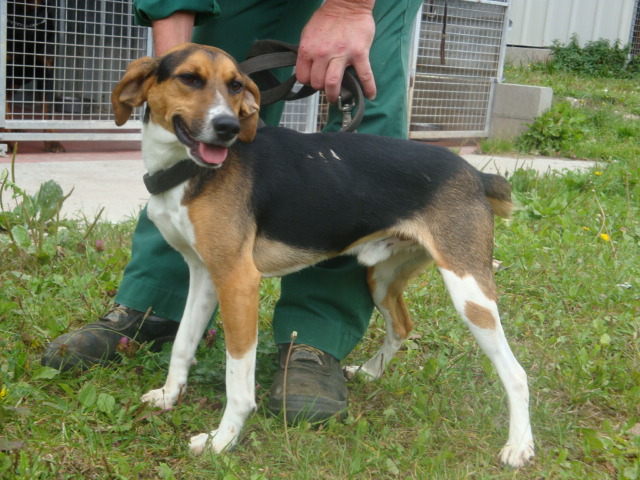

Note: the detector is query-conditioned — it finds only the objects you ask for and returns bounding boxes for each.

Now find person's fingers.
[352,54,376,100]
[295,54,313,88]
[322,57,349,103]
[298,55,376,104]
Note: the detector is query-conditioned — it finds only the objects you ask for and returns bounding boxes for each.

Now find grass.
[1,68,640,478]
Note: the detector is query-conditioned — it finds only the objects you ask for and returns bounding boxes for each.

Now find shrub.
[515,101,586,156]
[550,34,637,78]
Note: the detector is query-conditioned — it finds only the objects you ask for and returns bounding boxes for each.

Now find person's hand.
[296,0,376,103]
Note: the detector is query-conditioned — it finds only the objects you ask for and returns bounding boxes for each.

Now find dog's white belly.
[348,236,420,266]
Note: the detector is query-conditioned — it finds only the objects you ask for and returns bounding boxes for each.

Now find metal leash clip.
[338,95,356,132]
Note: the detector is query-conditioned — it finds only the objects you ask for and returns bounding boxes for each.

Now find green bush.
[550,34,637,78]
[515,101,586,156]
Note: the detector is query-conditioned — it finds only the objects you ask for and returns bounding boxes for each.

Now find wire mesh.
[2,0,149,134]
[279,86,320,133]
[631,0,640,57]
[410,0,509,138]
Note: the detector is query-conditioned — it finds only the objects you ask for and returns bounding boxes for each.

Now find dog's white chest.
[147,184,197,253]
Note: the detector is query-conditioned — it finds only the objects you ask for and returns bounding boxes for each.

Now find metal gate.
[409,0,510,139]
[1,0,150,142]
[1,0,510,143]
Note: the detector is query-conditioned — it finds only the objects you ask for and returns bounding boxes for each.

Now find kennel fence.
[1,0,150,142]
[631,0,640,56]
[1,0,511,144]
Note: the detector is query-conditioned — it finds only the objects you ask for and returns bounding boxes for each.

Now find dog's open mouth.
[173,117,228,166]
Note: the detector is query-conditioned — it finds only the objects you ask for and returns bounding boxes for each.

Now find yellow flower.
[583,226,590,231]
[0,387,7,399]
[600,233,610,242]
[594,171,602,176]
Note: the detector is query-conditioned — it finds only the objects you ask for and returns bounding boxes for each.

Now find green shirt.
[133,0,220,27]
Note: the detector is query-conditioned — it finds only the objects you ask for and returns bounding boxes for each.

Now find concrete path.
[1,143,596,223]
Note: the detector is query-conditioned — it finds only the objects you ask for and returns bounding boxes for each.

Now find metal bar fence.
[1,0,150,141]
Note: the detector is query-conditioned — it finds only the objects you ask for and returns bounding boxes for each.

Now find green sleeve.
[134,0,220,27]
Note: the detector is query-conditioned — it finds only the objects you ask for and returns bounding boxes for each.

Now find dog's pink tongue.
[198,142,228,165]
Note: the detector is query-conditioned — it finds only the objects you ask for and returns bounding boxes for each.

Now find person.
[42,0,423,423]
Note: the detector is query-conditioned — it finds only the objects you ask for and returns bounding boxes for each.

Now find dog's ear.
[238,75,261,142]
[112,57,157,126]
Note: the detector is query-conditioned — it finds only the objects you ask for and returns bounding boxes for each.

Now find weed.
[548,34,637,78]
[515,101,587,156]
[1,154,69,264]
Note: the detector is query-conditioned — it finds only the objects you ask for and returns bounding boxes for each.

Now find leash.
[239,40,364,133]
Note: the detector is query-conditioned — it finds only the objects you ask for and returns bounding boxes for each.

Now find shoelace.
[99,304,130,322]
[289,344,325,366]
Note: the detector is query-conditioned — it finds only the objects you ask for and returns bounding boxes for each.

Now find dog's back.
[217,127,513,253]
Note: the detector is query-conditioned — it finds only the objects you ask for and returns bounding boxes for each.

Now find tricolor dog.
[112,43,534,467]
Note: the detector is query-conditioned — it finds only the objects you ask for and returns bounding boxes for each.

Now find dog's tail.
[480,173,514,218]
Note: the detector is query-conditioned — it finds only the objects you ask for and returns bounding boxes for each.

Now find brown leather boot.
[267,344,348,424]
[41,304,179,371]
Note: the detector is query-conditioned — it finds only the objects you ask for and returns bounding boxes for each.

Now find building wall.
[507,0,637,47]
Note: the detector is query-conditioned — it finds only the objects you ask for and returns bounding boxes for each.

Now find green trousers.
[119,0,422,361]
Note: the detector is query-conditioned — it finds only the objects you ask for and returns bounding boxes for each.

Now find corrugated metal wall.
[508,0,637,47]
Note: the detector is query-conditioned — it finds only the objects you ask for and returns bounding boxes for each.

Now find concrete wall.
[505,46,552,67]
[489,83,553,139]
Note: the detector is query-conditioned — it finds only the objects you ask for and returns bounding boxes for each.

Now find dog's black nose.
[213,115,241,141]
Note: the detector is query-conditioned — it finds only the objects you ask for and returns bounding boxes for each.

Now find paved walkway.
[1,141,596,223]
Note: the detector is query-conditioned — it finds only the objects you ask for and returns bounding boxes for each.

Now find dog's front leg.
[142,257,218,409]
[190,345,258,454]
[190,261,261,454]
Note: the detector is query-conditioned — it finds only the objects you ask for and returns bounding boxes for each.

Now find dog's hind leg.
[345,249,429,381]
[436,247,534,467]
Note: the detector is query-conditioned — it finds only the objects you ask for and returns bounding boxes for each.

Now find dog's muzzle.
[173,116,238,167]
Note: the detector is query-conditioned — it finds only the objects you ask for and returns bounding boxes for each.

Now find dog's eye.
[178,73,203,87]
[229,81,244,94]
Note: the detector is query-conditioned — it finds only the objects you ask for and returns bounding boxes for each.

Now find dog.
[4,0,65,153]
[112,43,534,467]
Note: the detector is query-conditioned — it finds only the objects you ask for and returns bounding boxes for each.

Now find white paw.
[189,432,211,455]
[141,388,179,409]
[189,429,237,455]
[343,365,377,382]
[499,442,534,468]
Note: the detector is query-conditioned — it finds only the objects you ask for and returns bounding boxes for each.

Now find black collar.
[143,159,202,195]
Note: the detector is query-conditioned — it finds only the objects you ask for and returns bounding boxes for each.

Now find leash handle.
[239,40,364,133]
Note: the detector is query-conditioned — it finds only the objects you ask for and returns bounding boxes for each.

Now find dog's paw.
[141,388,179,409]
[343,365,378,382]
[190,429,237,455]
[189,433,211,455]
[499,442,534,468]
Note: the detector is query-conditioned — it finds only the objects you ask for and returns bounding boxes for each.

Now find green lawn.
[1,67,639,478]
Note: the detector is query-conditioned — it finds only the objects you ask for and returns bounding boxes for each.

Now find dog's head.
[112,43,260,167]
